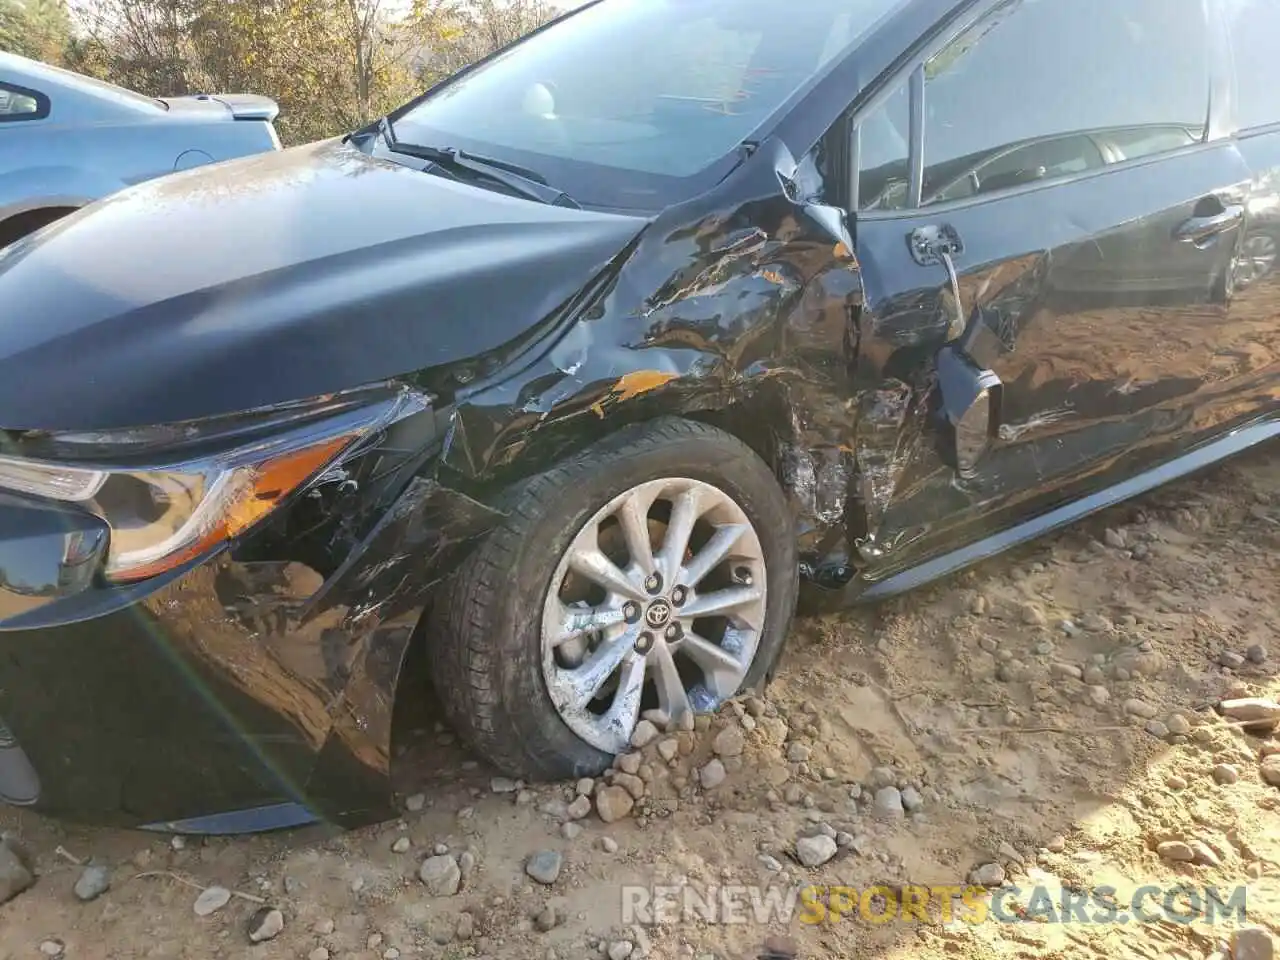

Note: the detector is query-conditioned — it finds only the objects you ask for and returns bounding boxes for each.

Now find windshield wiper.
[382,129,580,210]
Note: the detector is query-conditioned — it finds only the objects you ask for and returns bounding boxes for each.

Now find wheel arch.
[380,379,810,750]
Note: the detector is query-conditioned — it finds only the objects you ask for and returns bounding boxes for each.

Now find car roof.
[0,52,165,119]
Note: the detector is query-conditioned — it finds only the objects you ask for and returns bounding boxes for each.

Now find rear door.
[847,0,1250,567]
[1216,0,1280,430]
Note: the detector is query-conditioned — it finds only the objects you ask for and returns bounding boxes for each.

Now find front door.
[846,0,1251,574]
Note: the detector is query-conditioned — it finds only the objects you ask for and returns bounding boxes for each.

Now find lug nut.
[664,623,683,642]
[671,585,688,606]
[622,601,641,624]
[634,632,655,654]
[644,572,663,595]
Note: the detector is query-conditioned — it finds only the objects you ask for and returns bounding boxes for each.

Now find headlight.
[0,386,426,582]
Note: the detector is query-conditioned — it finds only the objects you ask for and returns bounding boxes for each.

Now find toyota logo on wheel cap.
[644,599,673,629]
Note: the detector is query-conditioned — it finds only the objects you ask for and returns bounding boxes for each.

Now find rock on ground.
[795,835,838,868]
[0,841,34,905]
[525,850,563,885]
[1156,840,1196,862]
[595,785,635,822]
[74,864,110,902]
[1262,756,1280,786]
[1221,698,1280,729]
[1123,699,1158,719]
[1233,927,1275,960]
[535,904,560,932]
[873,786,905,819]
[192,886,231,916]
[614,772,645,799]
[969,863,1006,887]
[419,856,461,896]
[712,726,746,757]
[1213,763,1240,784]
[630,720,660,748]
[456,912,475,940]
[247,907,285,943]
[699,759,727,789]
[786,742,811,763]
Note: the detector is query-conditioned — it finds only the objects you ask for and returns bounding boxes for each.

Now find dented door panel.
[834,0,1266,579]
[850,143,1253,576]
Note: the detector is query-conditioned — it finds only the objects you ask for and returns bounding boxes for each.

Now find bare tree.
[340,0,418,125]
[54,0,558,144]
[410,0,560,81]
[1,0,73,61]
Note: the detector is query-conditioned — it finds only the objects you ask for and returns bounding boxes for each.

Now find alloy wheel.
[539,477,767,754]
[1235,232,1278,288]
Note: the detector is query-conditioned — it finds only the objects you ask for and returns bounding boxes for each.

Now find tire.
[427,416,798,780]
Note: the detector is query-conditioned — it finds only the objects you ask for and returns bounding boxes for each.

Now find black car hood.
[0,139,647,431]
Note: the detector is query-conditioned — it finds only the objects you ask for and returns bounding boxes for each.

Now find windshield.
[392,0,907,209]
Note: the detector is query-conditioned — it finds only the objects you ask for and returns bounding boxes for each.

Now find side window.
[921,0,1208,205]
[856,0,1211,211]
[1226,0,1280,132]
[857,82,910,211]
[0,83,49,122]
[932,134,1107,204]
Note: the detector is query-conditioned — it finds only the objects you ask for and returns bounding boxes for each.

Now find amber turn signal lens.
[107,435,353,582]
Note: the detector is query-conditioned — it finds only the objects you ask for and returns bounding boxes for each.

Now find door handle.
[908,224,966,339]
[1175,204,1244,245]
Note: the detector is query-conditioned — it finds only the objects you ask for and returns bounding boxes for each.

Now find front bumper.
[0,476,502,832]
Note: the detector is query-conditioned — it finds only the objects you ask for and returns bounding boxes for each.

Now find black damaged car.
[1,0,1278,832]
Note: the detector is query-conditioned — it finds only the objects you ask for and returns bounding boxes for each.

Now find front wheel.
[428,418,798,780]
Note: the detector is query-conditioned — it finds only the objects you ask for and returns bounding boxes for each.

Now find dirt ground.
[1,443,1278,960]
